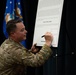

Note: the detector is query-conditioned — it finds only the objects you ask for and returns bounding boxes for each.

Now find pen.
[41,35,45,38]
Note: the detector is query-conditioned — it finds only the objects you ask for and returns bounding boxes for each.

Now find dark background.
[0,0,76,75]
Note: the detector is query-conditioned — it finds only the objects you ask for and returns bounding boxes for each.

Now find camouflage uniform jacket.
[0,38,52,75]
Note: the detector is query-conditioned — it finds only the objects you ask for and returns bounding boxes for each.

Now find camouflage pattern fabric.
[0,38,52,75]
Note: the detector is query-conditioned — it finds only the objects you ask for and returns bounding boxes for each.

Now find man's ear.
[10,31,15,36]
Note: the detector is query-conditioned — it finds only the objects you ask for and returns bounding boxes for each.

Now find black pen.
[41,35,45,38]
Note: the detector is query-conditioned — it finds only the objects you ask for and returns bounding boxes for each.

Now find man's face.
[13,22,27,42]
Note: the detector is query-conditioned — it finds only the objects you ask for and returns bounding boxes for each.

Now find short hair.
[6,19,22,35]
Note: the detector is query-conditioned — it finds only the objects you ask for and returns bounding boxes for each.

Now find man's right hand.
[44,32,53,47]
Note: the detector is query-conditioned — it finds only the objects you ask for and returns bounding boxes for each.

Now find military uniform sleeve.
[22,44,53,67]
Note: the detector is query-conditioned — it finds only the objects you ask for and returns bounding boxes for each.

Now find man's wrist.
[45,41,52,47]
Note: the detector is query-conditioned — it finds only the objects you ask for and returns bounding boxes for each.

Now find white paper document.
[33,0,64,47]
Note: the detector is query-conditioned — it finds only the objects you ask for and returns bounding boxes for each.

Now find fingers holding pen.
[42,32,53,46]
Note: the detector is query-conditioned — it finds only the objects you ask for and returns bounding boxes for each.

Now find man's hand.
[31,43,39,53]
[44,32,53,47]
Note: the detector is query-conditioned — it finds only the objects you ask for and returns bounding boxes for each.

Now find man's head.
[6,19,27,42]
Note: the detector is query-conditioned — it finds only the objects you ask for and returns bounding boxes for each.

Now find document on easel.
[33,0,64,47]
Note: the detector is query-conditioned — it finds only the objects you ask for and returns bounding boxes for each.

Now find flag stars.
[18,2,20,5]
[6,6,8,9]
[10,1,12,4]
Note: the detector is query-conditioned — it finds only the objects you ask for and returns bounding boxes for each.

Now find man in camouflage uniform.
[0,19,53,75]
